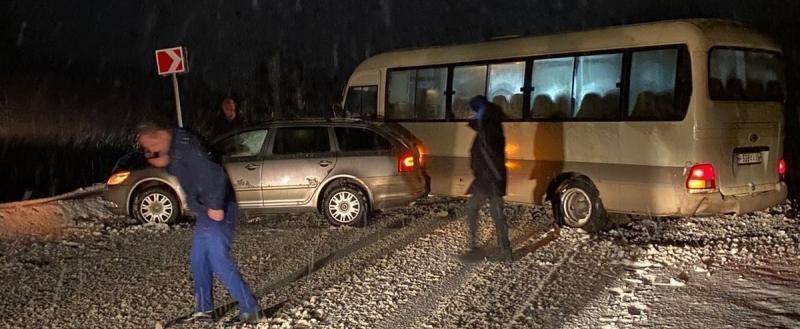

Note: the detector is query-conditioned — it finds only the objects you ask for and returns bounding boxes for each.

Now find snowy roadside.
[1,197,799,328]
[244,201,800,329]
[0,197,468,328]
[0,198,358,328]
[566,206,800,329]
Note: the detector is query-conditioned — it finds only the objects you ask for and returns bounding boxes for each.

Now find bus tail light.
[686,164,716,190]
[778,159,786,179]
[399,150,415,172]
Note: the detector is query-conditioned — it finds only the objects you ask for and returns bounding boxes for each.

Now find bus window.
[710,48,785,102]
[387,68,447,120]
[573,53,623,120]
[344,86,378,119]
[530,57,574,120]
[387,70,416,120]
[488,62,525,120]
[452,65,487,120]
[414,68,447,120]
[628,47,691,121]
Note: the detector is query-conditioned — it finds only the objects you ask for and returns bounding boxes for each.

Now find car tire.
[133,187,180,225]
[323,185,369,227]
[552,177,609,233]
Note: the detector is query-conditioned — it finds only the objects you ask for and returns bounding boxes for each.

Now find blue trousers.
[189,203,258,314]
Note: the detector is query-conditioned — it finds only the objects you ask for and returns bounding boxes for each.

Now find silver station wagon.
[103,119,428,226]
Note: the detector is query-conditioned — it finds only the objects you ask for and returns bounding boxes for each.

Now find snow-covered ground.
[1,197,799,328]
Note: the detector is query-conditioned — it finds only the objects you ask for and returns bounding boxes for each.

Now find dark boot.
[491,247,513,263]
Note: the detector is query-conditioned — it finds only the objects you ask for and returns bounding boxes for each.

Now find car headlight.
[107,171,131,186]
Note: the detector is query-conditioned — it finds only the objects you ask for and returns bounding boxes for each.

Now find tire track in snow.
[243,213,461,326]
[377,223,557,329]
[505,241,580,328]
[163,209,455,327]
[416,229,598,328]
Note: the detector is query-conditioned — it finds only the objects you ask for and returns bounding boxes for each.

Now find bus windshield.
[709,48,785,102]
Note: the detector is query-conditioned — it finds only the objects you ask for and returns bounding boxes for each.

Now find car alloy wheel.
[327,191,362,225]
[139,192,174,224]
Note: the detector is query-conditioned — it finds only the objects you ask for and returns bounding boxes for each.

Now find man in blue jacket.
[136,122,259,324]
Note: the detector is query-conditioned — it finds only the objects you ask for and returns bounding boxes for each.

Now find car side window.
[215,129,268,158]
[334,127,393,154]
[272,127,331,156]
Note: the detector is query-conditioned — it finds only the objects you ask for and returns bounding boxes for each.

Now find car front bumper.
[103,184,131,216]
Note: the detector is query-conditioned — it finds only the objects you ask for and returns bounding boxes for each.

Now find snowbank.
[0,197,120,239]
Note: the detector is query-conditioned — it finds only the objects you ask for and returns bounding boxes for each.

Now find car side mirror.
[331,103,345,118]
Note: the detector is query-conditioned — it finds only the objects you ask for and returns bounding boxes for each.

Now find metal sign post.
[171,73,183,127]
[155,47,188,127]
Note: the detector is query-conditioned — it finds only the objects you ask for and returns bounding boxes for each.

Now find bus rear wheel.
[552,177,609,233]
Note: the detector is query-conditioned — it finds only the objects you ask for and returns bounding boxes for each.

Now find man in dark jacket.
[136,123,259,324]
[210,97,243,139]
[465,95,512,262]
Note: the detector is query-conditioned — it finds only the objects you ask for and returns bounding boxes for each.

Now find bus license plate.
[736,152,762,165]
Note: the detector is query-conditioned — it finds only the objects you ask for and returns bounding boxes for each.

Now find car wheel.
[133,187,180,225]
[323,185,368,227]
[552,177,608,232]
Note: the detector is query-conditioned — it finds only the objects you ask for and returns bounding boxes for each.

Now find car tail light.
[778,159,786,178]
[399,150,415,172]
[107,171,131,186]
[417,145,425,167]
[686,164,715,190]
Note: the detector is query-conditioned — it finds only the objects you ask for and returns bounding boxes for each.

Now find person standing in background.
[211,96,243,139]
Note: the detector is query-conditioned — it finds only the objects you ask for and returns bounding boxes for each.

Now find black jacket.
[210,114,243,140]
[467,104,507,197]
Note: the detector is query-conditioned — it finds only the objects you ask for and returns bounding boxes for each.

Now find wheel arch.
[314,175,373,213]
[544,172,594,203]
[127,178,185,217]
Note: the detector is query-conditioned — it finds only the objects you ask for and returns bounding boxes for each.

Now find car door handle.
[318,160,333,167]
[245,163,260,171]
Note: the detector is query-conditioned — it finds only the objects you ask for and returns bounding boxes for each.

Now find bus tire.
[552,177,608,233]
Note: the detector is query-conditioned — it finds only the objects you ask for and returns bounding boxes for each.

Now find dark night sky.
[1,0,800,201]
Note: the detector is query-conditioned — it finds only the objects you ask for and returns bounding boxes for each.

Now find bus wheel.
[552,177,608,232]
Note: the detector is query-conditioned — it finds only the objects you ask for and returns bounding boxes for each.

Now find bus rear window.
[709,48,785,102]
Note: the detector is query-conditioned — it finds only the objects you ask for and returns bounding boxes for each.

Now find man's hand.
[207,208,224,221]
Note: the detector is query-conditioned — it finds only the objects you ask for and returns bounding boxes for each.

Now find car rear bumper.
[367,173,428,210]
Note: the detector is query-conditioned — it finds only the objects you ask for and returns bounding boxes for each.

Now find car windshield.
[111,151,148,172]
[212,129,269,158]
